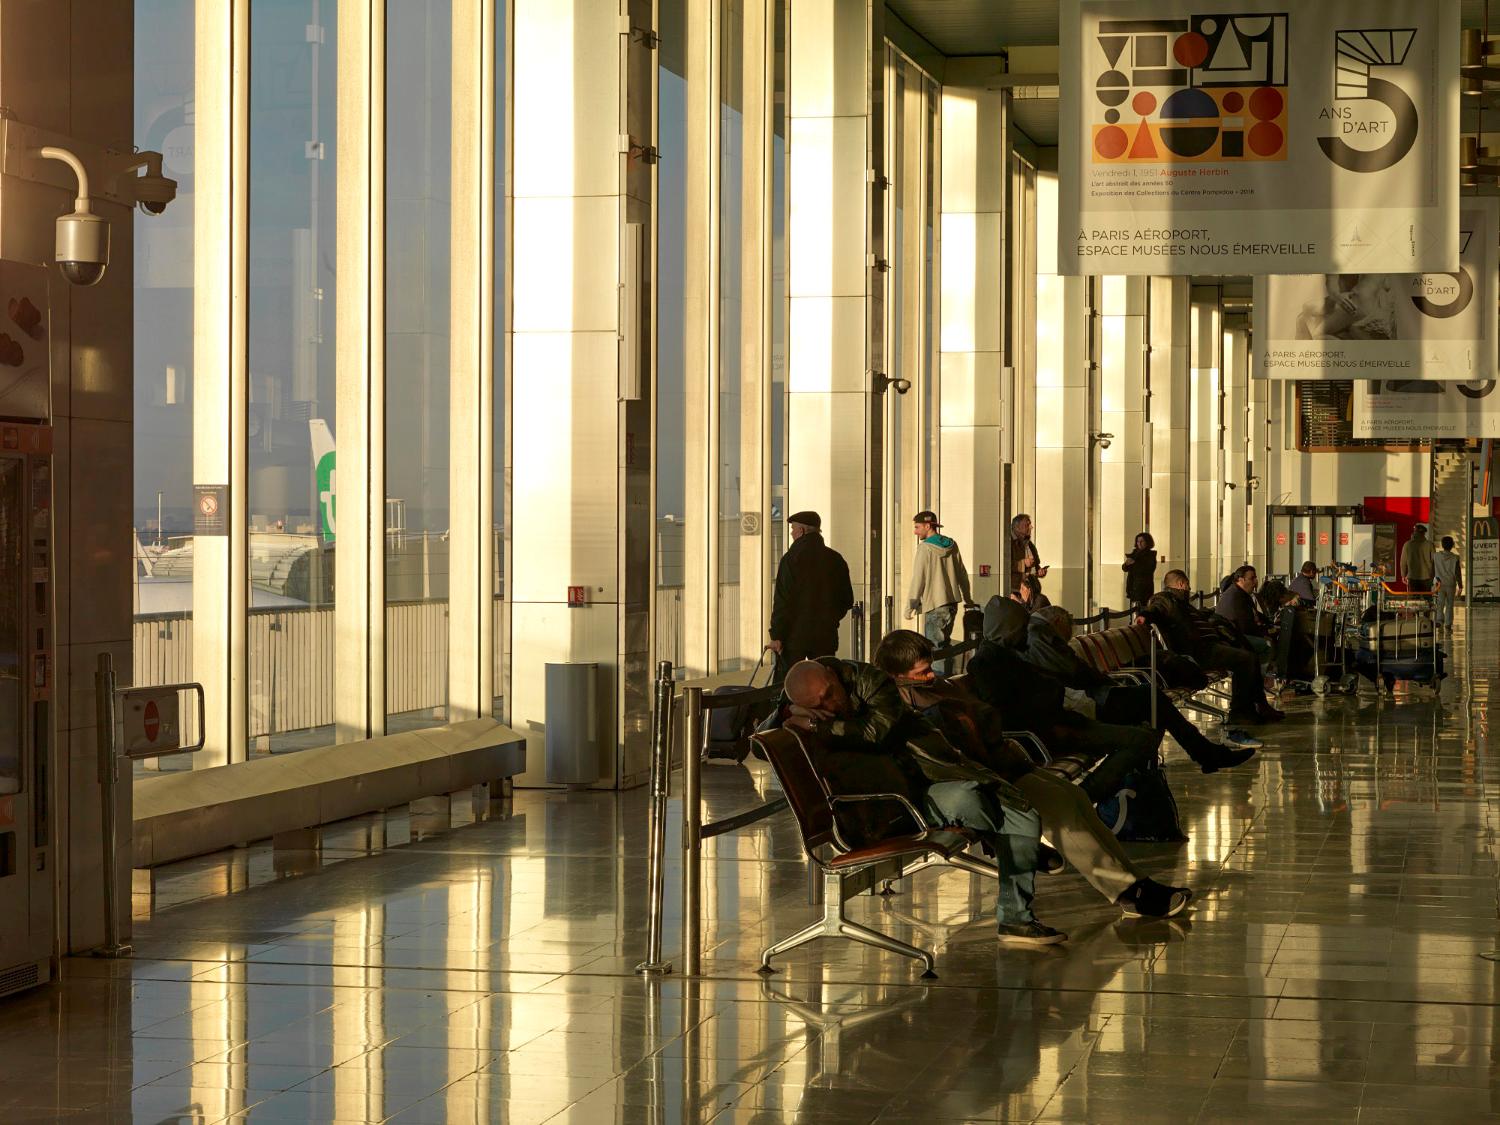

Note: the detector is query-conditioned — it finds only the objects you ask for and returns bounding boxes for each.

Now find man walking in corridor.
[768,511,854,682]
[906,510,973,664]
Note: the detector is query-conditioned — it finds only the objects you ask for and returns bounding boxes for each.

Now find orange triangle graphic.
[1129,120,1157,159]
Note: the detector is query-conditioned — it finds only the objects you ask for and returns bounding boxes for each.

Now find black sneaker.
[996,920,1069,946]
[1118,879,1194,920]
[1199,745,1256,774]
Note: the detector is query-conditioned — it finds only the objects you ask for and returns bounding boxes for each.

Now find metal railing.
[638,658,787,977]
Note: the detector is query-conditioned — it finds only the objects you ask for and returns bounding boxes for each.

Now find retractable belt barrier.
[637,659,788,977]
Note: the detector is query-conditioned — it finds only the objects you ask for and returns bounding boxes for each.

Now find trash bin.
[545,662,601,787]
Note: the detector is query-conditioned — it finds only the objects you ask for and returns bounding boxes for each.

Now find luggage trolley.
[1345,583,1443,694]
[1309,573,1367,696]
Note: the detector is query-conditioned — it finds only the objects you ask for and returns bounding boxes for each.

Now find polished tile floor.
[5,613,1500,1123]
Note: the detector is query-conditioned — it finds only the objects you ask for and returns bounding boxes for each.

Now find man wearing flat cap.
[768,511,854,682]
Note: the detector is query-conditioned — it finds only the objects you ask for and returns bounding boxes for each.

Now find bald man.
[778,657,1065,945]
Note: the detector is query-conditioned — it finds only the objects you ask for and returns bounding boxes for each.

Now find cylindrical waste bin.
[545,662,601,787]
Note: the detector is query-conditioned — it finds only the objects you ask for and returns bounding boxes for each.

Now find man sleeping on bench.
[769,657,1192,947]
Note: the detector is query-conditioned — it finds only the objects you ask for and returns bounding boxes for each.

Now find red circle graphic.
[1249,86,1284,121]
[1095,125,1129,159]
[1173,32,1209,68]
[1248,121,1284,156]
[1132,91,1157,116]
[1221,91,1244,113]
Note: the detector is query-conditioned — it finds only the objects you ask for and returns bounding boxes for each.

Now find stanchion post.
[681,685,704,976]
[93,653,131,958]
[637,661,675,975]
[851,601,866,661]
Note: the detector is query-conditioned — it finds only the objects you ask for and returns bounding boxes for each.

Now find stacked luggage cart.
[1309,569,1443,695]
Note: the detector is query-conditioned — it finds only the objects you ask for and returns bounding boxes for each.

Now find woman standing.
[1123,532,1157,608]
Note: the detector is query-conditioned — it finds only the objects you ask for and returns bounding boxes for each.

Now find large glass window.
[133,0,197,767]
[385,0,453,731]
[245,0,339,755]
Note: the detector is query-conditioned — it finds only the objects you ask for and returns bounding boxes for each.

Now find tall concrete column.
[334,0,386,741]
[1033,173,1089,610]
[1148,277,1189,581]
[447,0,497,721]
[787,0,881,638]
[509,0,651,786]
[1248,350,1272,573]
[193,0,250,765]
[1096,276,1147,611]
[1188,296,1222,592]
[1224,324,1251,568]
[938,79,1006,606]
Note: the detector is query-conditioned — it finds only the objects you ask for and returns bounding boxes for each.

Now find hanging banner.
[1254,198,1499,381]
[1470,517,1499,602]
[1351,380,1500,439]
[1059,0,1459,276]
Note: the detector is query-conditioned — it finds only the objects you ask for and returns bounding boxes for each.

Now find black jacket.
[965,597,1075,732]
[764,659,1029,842]
[895,677,1037,784]
[1214,583,1266,638]
[1023,616,1111,692]
[1124,548,1157,605]
[769,532,854,654]
[1143,589,1223,662]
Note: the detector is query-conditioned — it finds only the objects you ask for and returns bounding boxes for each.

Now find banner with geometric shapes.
[1060,0,1459,276]
[1352,379,1500,439]
[1254,198,1499,381]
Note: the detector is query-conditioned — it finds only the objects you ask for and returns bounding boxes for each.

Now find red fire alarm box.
[567,586,588,607]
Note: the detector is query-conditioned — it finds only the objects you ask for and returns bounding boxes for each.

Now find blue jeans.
[923,603,958,673]
[924,780,1041,926]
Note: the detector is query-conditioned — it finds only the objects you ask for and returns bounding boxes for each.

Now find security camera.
[123,151,178,215]
[1090,431,1114,450]
[872,372,913,395]
[55,209,109,286]
[36,145,110,286]
[892,377,912,395]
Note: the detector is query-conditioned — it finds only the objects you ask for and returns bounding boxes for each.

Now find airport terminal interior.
[2,0,1500,1121]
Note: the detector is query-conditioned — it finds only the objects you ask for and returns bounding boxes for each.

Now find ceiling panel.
[891,0,1491,59]
[886,0,1061,54]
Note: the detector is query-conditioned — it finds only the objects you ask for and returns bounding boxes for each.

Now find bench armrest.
[1002,729,1052,765]
[827,792,931,853]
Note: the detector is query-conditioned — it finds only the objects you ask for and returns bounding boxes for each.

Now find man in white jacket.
[906,510,974,667]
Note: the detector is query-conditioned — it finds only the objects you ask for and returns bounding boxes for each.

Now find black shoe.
[1198,745,1256,774]
[1228,709,1264,727]
[1118,879,1194,920]
[1038,844,1067,875]
[997,920,1069,946]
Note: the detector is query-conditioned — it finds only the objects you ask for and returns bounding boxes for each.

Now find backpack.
[1094,766,1187,843]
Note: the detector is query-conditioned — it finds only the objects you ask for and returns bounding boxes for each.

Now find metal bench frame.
[750,727,1000,979]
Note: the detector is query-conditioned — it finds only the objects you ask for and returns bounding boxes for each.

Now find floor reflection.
[0,613,1498,1121]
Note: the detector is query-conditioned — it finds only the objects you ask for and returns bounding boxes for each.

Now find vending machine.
[0,263,55,998]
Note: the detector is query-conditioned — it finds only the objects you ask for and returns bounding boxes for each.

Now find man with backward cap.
[767,510,855,682]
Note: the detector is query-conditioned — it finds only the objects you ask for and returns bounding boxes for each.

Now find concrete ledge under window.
[132,719,527,867]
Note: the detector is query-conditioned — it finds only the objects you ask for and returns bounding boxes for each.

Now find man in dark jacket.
[965,597,1159,804]
[1145,570,1282,726]
[1024,606,1258,766]
[777,657,1064,945]
[768,511,855,681]
[874,630,1193,922]
[1214,564,1273,666]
